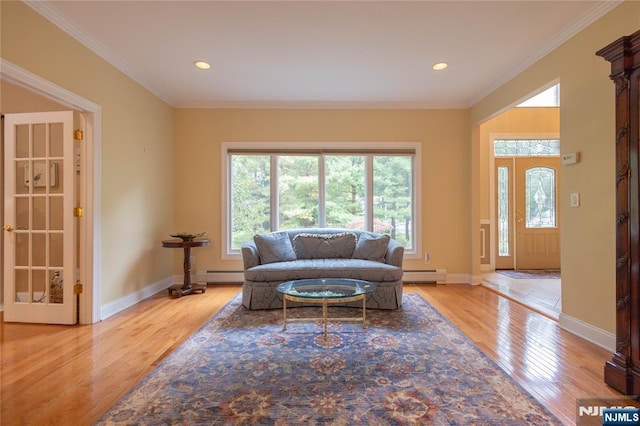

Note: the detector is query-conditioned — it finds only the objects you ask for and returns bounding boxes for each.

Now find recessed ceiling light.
[194,61,211,70]
[432,62,448,71]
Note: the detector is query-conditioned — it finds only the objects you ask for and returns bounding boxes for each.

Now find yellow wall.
[173,108,471,275]
[1,1,175,304]
[471,1,640,333]
[1,81,68,113]
[2,0,639,337]
[479,107,560,220]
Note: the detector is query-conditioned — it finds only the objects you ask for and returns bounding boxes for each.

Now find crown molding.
[24,0,176,107]
[24,0,623,110]
[1,58,101,111]
[468,0,623,107]
[174,100,468,110]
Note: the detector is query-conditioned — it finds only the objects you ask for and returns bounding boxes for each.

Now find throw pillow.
[254,232,296,264]
[353,233,390,262]
[292,232,357,259]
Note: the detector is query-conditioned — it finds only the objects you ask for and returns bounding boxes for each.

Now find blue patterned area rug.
[96,293,560,425]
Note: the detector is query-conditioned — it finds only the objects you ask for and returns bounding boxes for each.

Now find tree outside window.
[229,151,415,252]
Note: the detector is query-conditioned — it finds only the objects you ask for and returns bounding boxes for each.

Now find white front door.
[3,111,76,324]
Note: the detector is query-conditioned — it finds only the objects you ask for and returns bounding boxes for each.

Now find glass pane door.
[4,111,75,324]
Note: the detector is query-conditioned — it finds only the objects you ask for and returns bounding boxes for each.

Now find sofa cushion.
[254,231,296,264]
[292,232,356,259]
[244,258,403,282]
[353,233,390,262]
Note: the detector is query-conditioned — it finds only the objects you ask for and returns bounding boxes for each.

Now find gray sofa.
[241,228,404,310]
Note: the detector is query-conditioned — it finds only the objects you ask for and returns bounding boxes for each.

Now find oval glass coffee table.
[276,278,376,337]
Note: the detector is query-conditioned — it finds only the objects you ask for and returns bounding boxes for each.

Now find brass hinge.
[74,129,84,141]
[74,207,84,217]
[74,283,83,294]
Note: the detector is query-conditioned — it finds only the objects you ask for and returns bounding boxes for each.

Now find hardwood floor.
[1,283,620,425]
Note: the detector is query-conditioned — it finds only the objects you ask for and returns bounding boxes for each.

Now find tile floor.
[481,271,562,320]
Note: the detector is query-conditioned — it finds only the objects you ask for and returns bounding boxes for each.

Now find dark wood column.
[597,29,640,395]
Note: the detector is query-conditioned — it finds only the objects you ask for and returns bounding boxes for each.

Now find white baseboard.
[445,273,476,284]
[559,312,615,352]
[99,275,176,320]
[74,271,624,354]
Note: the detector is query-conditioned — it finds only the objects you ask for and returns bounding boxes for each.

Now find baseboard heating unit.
[196,269,447,285]
[402,269,447,284]
[196,270,244,284]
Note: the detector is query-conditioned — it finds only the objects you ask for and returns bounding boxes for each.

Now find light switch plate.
[571,192,580,207]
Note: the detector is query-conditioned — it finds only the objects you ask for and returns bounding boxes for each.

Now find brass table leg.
[363,296,367,329]
[283,296,288,331]
[323,299,328,338]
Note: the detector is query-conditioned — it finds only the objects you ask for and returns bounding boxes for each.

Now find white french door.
[3,111,76,324]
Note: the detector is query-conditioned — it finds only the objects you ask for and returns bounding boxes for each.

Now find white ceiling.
[29,1,619,109]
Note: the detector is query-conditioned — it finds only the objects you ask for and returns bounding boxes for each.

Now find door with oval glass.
[514,157,560,269]
[3,111,76,324]
[495,157,561,270]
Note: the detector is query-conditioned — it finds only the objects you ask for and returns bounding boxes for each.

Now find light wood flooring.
[1,284,621,425]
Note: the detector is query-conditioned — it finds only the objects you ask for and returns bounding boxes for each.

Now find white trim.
[318,157,326,228]
[467,274,483,285]
[559,312,615,352]
[100,275,176,320]
[176,100,468,110]
[365,157,374,232]
[1,59,102,324]
[479,219,489,262]
[403,270,447,284]
[488,132,560,271]
[270,156,279,231]
[479,219,492,272]
[26,0,620,110]
[221,141,422,260]
[468,3,621,106]
[24,0,175,107]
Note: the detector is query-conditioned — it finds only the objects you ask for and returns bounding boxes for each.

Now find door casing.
[488,148,561,270]
[514,157,561,269]
[1,59,101,324]
[3,111,76,324]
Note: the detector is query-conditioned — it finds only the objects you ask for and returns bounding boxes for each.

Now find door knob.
[517,218,524,223]
[3,225,14,232]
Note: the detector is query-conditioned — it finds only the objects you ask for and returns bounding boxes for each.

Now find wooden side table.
[162,239,210,297]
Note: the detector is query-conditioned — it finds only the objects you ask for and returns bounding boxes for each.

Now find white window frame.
[221,141,422,259]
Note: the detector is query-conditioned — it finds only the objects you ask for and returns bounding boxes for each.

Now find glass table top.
[276,278,376,299]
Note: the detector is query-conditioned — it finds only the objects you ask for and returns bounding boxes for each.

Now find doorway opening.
[481,84,561,318]
[1,60,101,324]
